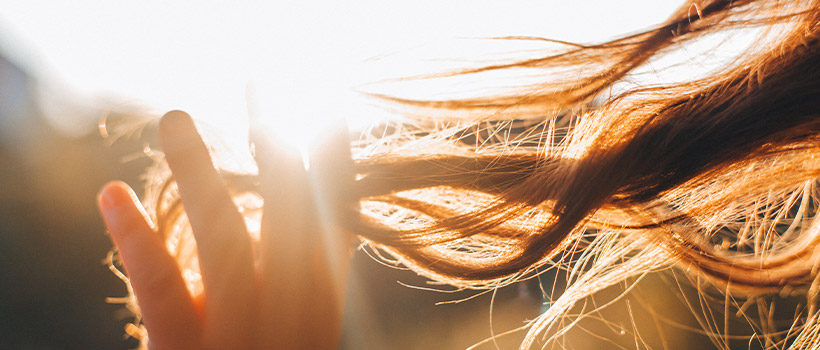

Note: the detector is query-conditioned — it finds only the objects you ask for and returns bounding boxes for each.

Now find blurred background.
[0,1,736,349]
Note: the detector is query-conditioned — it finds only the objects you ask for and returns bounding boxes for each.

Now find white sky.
[0,1,680,137]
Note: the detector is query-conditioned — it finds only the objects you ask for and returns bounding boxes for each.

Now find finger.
[307,120,356,293]
[253,122,315,347]
[158,111,255,348]
[303,121,357,347]
[251,109,312,267]
[254,121,355,348]
[98,181,200,350]
[309,119,356,205]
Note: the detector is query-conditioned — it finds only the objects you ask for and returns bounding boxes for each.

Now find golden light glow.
[0,0,681,141]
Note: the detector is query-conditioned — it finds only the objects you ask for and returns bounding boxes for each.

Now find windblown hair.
[116,0,820,348]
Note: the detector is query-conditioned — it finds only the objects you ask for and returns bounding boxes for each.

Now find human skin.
[98,111,354,349]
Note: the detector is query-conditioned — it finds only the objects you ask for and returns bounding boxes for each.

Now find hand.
[98,111,354,350]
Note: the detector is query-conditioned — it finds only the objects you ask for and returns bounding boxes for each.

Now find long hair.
[117,0,820,348]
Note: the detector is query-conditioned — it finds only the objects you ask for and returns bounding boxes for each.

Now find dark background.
[0,51,146,349]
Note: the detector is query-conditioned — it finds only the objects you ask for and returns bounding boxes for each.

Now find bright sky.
[0,1,679,138]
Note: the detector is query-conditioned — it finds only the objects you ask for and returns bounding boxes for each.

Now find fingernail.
[99,181,132,208]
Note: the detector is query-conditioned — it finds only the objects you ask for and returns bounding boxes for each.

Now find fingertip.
[98,181,154,235]
[98,181,137,210]
[159,110,192,131]
[309,119,351,157]
[308,123,354,200]
[158,110,195,143]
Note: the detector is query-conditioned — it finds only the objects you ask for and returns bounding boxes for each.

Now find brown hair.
[346,0,820,347]
[122,0,820,348]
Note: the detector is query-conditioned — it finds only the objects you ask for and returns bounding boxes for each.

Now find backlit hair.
[116,0,820,348]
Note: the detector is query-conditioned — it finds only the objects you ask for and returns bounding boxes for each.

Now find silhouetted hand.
[98,110,354,349]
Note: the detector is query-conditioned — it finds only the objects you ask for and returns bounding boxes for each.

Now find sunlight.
[246,75,373,170]
[0,0,680,141]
